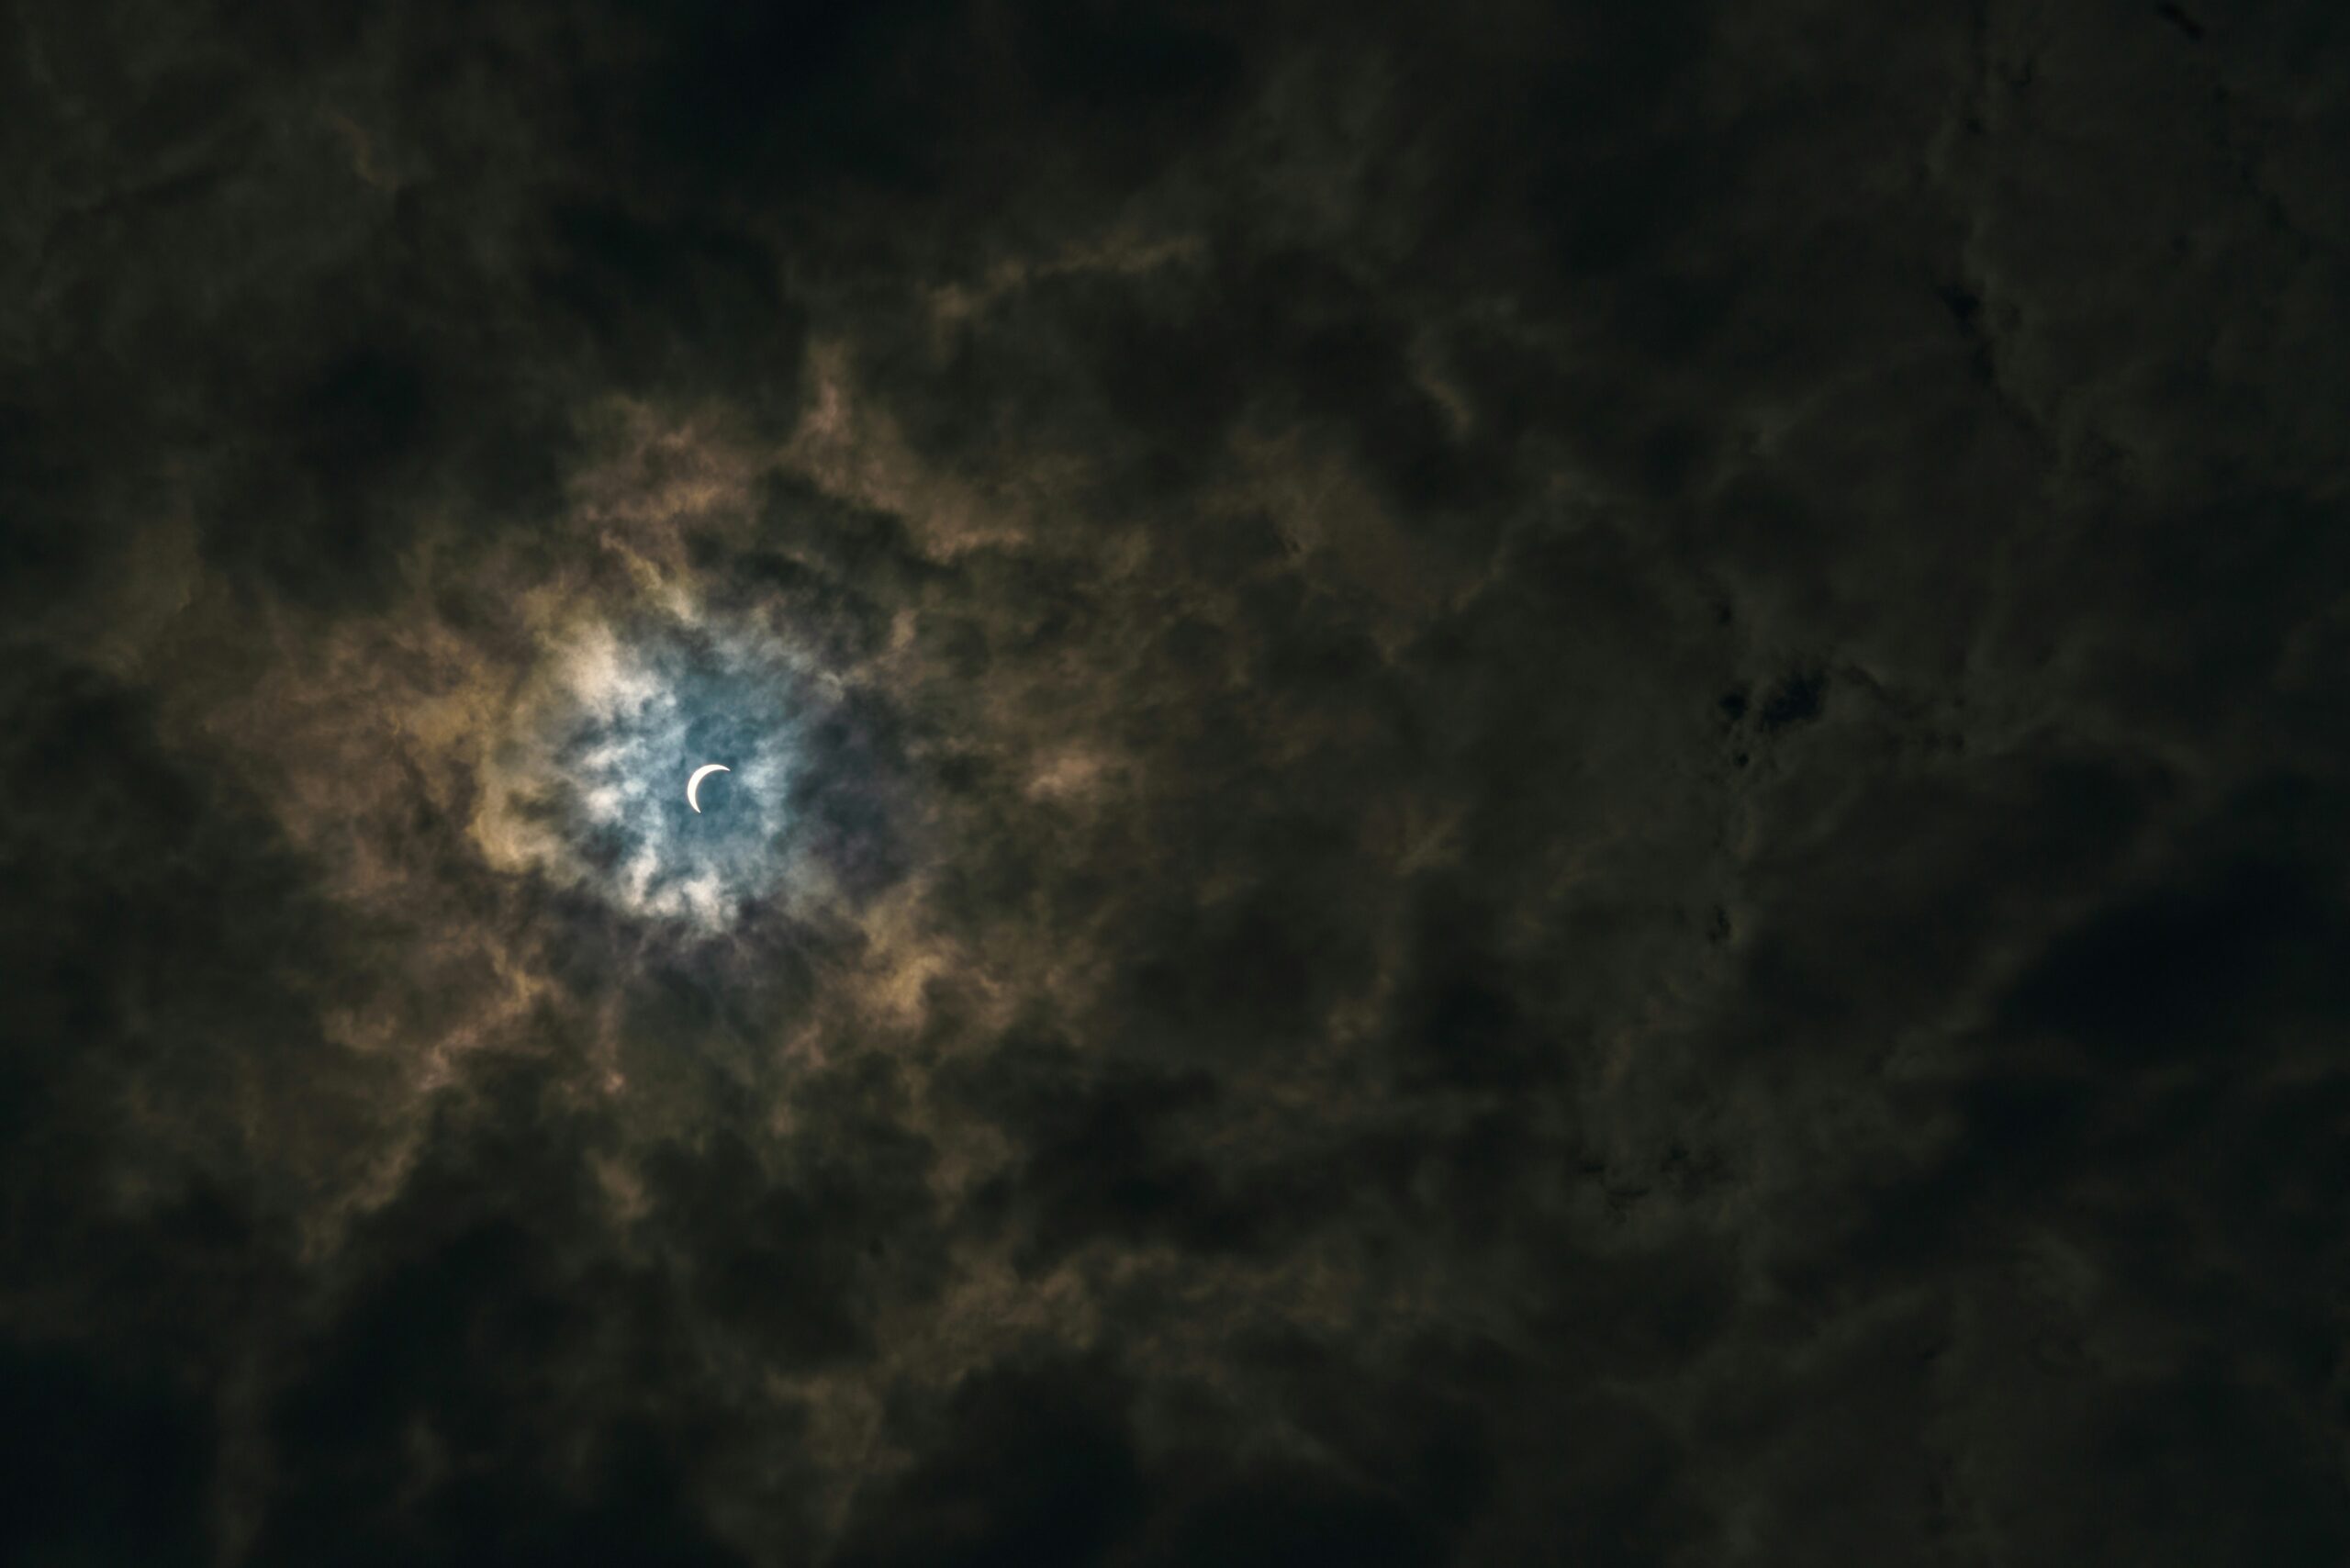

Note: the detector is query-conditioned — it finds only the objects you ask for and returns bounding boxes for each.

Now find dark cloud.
[832,1350,1147,1568]
[6,0,2349,1562]
[0,1341,215,1566]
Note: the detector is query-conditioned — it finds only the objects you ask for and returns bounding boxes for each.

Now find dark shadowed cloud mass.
[5,1,2350,1562]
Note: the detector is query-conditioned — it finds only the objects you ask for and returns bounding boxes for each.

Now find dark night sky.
[6,1,2350,1562]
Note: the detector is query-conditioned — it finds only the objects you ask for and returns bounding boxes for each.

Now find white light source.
[686,763,730,812]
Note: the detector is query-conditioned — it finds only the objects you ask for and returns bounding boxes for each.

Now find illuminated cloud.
[3,3,2346,1564]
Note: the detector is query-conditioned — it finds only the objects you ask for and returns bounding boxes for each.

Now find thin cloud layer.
[4,2,2348,1564]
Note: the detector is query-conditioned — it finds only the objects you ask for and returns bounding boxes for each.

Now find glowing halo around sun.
[472,615,807,928]
[467,598,913,934]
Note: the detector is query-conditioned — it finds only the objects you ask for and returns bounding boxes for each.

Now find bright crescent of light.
[686,763,730,812]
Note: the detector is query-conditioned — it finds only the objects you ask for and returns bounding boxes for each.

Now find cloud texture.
[5,0,2350,1562]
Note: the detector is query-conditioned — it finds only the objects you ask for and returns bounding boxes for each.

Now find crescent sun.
[686,763,730,812]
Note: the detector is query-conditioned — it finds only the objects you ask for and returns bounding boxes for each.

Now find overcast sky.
[6,2,2350,1563]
